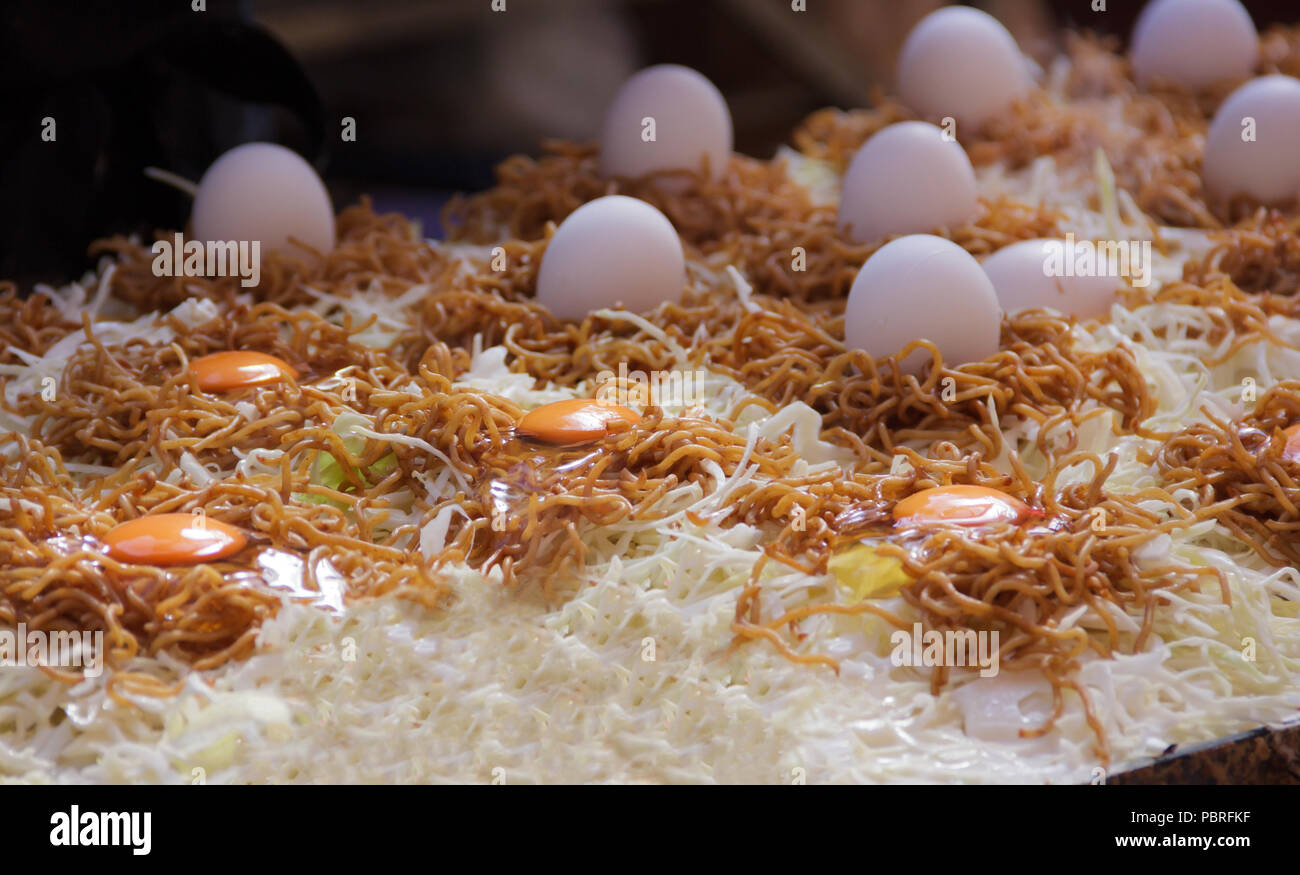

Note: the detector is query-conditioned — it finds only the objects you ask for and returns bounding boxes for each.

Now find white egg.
[598,64,733,186]
[536,195,686,321]
[845,235,1001,373]
[1131,0,1258,91]
[191,143,335,258]
[1202,75,1300,205]
[839,121,978,244]
[981,239,1126,319]
[896,6,1031,129]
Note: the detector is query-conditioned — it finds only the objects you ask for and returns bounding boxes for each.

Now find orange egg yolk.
[893,485,1034,528]
[102,514,248,566]
[517,399,641,445]
[1282,425,1300,463]
[189,351,297,392]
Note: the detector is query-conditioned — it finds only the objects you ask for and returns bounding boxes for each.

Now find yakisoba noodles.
[794,72,1212,228]
[4,187,1156,691]
[439,406,814,590]
[1155,381,1300,568]
[697,301,1154,465]
[797,27,1300,230]
[421,249,1155,469]
[442,194,1149,469]
[90,202,452,313]
[0,156,1232,710]
[0,193,1180,764]
[4,7,1300,785]
[1118,262,1300,376]
[445,144,1063,302]
[0,285,77,365]
[0,274,477,680]
[736,444,1235,761]
[1182,209,1300,297]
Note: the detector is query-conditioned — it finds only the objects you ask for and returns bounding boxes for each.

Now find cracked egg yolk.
[517,399,640,446]
[1281,424,1300,463]
[102,514,248,566]
[893,485,1033,528]
[189,351,297,392]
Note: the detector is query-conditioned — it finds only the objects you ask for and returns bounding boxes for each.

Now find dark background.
[1,0,1297,285]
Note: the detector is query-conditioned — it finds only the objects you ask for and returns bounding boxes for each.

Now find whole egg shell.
[1202,75,1300,205]
[896,6,1031,128]
[845,234,1001,374]
[981,239,1127,319]
[1131,0,1258,91]
[191,142,335,258]
[838,121,978,244]
[535,195,686,321]
[598,64,733,186]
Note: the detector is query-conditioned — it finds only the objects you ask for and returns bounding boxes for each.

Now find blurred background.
[2,0,1297,285]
